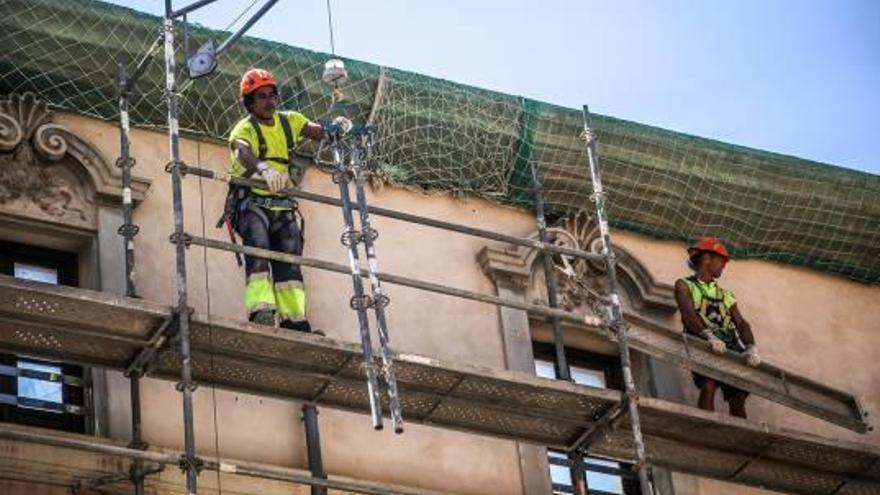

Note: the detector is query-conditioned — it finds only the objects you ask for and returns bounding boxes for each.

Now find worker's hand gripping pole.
[350,127,404,434]
[327,124,384,430]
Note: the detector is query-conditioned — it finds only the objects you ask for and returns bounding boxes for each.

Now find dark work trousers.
[236,205,309,330]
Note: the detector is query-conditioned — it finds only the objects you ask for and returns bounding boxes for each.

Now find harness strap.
[717,287,732,329]
[698,298,713,328]
[279,111,296,157]
[248,115,269,161]
[249,195,296,210]
[249,112,296,163]
[243,201,271,231]
[688,276,733,330]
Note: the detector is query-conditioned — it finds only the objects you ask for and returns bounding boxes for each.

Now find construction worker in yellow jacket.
[225,68,350,332]
[674,237,761,418]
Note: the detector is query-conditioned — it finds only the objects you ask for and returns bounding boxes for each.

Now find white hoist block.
[322,58,348,87]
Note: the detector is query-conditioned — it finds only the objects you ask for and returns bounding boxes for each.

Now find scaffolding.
[0,1,876,495]
[1,275,879,494]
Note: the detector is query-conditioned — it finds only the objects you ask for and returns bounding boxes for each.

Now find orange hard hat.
[239,68,277,97]
[687,237,730,262]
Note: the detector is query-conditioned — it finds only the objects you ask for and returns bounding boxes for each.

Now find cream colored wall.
[55,113,535,494]
[613,230,880,494]
[35,113,879,495]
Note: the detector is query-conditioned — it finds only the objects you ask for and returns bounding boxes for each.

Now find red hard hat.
[687,237,729,262]
[240,68,277,97]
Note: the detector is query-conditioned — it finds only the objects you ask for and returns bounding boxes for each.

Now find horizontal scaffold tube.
[178,163,604,264]
[0,425,445,495]
[187,234,602,327]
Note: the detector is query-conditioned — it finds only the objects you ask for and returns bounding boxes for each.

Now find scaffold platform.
[0,275,878,495]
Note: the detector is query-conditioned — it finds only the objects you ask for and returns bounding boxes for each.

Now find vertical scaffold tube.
[302,404,327,495]
[330,132,383,430]
[163,4,199,493]
[130,371,145,495]
[350,130,403,433]
[117,64,147,494]
[116,64,138,299]
[581,105,652,495]
[528,160,586,493]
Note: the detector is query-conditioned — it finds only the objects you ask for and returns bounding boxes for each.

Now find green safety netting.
[2,0,878,283]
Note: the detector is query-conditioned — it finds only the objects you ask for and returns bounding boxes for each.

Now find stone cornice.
[477,245,531,291]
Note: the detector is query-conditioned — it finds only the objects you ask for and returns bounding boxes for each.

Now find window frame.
[533,342,642,495]
[0,240,88,433]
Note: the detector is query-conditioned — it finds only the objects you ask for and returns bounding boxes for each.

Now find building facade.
[0,1,878,493]
[0,94,877,495]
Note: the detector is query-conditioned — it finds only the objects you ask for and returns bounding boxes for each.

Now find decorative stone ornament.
[0,93,150,230]
[478,209,677,317]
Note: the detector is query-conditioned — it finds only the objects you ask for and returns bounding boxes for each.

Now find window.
[13,262,60,284]
[18,360,64,405]
[0,241,87,433]
[533,343,642,495]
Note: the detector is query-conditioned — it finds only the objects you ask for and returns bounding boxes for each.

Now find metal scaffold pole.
[129,369,147,495]
[176,163,604,264]
[116,64,139,300]
[116,62,151,495]
[302,404,328,495]
[163,2,200,492]
[528,160,588,494]
[350,128,403,433]
[581,105,653,495]
[187,234,601,326]
[328,126,384,430]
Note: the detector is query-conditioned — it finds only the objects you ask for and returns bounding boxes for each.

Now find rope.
[325,0,336,55]
[222,0,262,34]
[177,0,262,97]
[196,140,224,494]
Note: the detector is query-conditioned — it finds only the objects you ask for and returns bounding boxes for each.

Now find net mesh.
[2,0,878,283]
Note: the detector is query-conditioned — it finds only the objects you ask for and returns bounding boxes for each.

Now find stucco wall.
[9,111,876,495]
[55,113,534,494]
[613,230,880,494]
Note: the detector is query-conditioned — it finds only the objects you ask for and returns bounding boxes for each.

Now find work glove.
[257,161,288,193]
[744,345,761,367]
[332,116,353,135]
[701,329,727,355]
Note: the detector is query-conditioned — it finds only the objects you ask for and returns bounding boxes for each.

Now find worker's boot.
[280,319,325,336]
[249,309,276,327]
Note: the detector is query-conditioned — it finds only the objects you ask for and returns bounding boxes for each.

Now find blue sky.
[108,0,879,173]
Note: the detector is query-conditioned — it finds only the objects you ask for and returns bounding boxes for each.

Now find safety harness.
[248,112,296,165]
[217,112,306,264]
[684,276,745,352]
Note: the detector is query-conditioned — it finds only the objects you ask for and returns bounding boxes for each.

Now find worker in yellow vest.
[224,68,350,332]
[674,237,761,418]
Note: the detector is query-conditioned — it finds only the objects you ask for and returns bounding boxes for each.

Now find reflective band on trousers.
[245,272,275,313]
[275,280,306,320]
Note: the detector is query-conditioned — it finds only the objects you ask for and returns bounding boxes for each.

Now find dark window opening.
[0,240,87,433]
[533,343,643,495]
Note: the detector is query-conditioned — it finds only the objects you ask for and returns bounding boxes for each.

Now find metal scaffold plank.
[0,275,877,495]
[537,313,869,434]
[181,162,869,433]
[593,399,880,495]
[624,313,867,432]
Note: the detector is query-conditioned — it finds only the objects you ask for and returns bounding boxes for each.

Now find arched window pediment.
[0,93,150,230]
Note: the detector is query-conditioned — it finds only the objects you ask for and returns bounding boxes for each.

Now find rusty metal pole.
[163,2,200,492]
[582,105,652,495]
[528,160,587,494]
